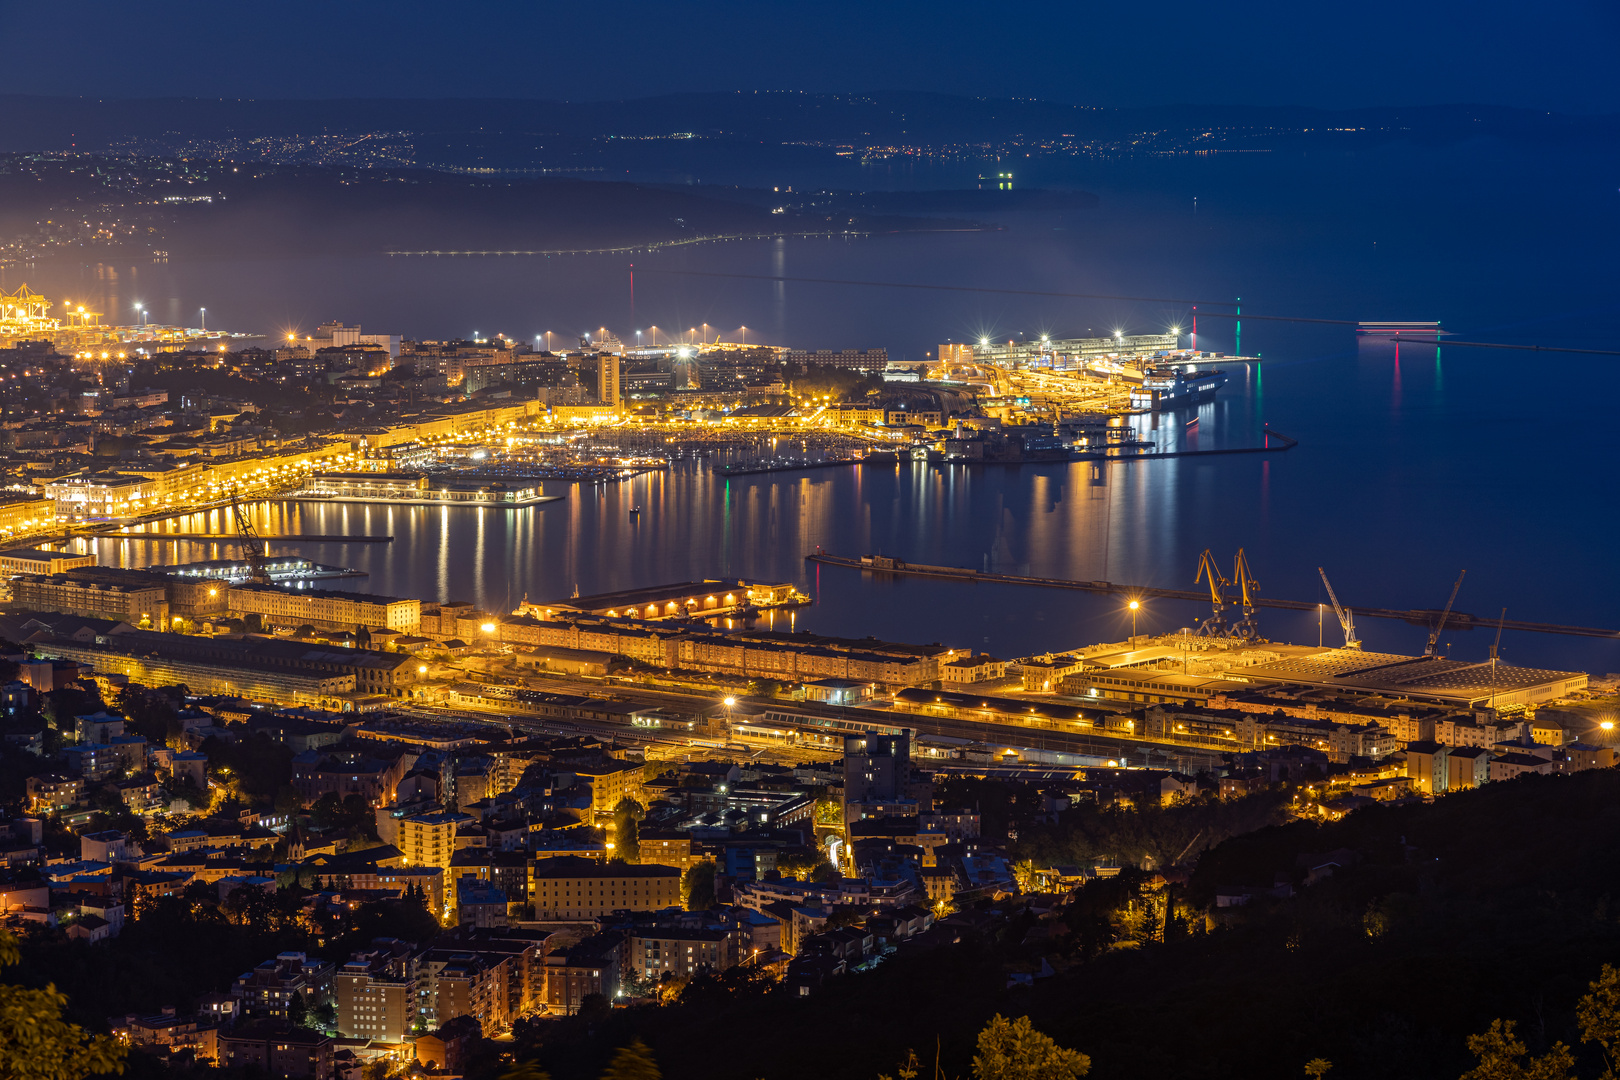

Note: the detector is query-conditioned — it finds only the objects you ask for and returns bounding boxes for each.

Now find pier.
[107,533,395,543]
[807,551,1620,640]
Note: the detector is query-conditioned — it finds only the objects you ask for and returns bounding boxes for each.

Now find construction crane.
[1230,548,1261,641]
[1317,566,1360,649]
[1424,569,1467,657]
[1195,549,1231,637]
[229,485,272,585]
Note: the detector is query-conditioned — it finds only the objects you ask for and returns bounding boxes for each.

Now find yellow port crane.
[1231,548,1261,641]
[1195,548,1231,637]
[0,284,59,344]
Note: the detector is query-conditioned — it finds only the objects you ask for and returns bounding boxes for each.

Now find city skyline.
[0,8,1615,1080]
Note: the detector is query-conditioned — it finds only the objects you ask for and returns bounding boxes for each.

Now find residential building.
[1491,752,1556,782]
[416,950,510,1035]
[1404,741,1450,794]
[637,829,701,872]
[232,953,336,1020]
[543,931,623,1014]
[217,1022,333,1080]
[567,760,645,824]
[333,940,415,1044]
[627,926,743,981]
[27,774,83,813]
[939,653,1006,685]
[10,573,169,628]
[400,812,471,873]
[529,857,681,920]
[226,583,420,634]
[1446,746,1491,790]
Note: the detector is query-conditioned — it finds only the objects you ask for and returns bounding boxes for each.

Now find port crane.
[1230,548,1261,641]
[1194,549,1231,637]
[1423,570,1467,657]
[229,485,272,585]
[1488,607,1508,708]
[1317,567,1360,649]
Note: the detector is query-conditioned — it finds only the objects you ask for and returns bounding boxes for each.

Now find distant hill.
[2,91,1613,167]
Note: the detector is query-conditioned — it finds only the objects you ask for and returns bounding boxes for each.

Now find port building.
[1236,649,1586,710]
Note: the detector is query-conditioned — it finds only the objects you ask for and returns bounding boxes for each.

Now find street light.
[1128,599,1140,641]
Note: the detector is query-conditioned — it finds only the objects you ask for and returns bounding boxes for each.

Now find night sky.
[0,0,1615,112]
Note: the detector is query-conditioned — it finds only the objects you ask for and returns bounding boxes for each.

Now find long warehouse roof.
[1238,649,1587,707]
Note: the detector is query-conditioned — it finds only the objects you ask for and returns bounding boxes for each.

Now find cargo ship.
[1129,365,1228,411]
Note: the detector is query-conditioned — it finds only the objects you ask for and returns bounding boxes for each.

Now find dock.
[107,533,395,543]
[722,428,1298,476]
[1076,426,1298,460]
[807,551,1620,640]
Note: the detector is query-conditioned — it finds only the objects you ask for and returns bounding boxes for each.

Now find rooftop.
[1242,649,1587,707]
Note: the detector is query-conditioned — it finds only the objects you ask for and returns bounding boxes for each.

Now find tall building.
[334,940,415,1043]
[399,812,469,872]
[842,729,928,826]
[597,354,620,410]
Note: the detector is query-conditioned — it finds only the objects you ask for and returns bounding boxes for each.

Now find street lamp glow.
[723,696,736,707]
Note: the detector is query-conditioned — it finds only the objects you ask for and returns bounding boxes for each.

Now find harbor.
[807,551,1620,640]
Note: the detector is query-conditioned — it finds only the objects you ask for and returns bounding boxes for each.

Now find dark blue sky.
[1,0,1615,112]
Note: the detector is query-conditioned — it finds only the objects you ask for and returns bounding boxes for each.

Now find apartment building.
[227,583,420,634]
[529,857,681,920]
[232,953,335,1020]
[10,573,168,628]
[399,812,471,873]
[334,940,416,1043]
[566,759,646,822]
[416,950,510,1035]
[628,926,743,981]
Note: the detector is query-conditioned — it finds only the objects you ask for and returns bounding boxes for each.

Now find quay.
[292,471,562,508]
[808,550,1620,640]
[1076,426,1299,460]
[721,429,1297,476]
[721,458,865,477]
[106,532,395,543]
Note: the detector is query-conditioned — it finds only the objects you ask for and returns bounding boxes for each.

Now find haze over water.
[17,138,1620,673]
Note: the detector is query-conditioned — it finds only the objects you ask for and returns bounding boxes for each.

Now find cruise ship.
[1128,365,1228,411]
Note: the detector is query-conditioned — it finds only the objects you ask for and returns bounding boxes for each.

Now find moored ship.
[1129,365,1228,411]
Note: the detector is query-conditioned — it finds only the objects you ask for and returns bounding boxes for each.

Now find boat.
[630,506,641,516]
[1129,366,1228,411]
[1186,416,1200,428]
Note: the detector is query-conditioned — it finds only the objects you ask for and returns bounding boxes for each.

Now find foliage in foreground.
[0,931,125,1080]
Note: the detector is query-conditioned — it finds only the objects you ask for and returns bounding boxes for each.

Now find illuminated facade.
[226,583,422,634]
[11,573,169,627]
